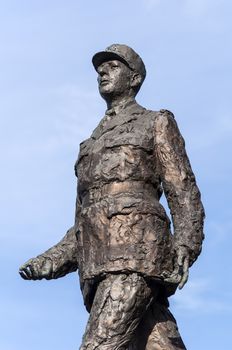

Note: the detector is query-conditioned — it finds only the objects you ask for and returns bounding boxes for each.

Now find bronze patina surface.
[19,44,205,349]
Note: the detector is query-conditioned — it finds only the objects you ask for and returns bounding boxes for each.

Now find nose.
[97,64,109,84]
[97,63,108,76]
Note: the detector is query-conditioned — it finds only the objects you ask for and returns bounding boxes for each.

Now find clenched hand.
[19,256,53,280]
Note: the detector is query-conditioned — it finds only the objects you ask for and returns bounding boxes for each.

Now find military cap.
[92,44,146,82]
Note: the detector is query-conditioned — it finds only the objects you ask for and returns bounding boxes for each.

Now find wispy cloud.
[1,83,105,248]
[1,84,103,159]
[206,219,232,247]
[183,112,232,152]
[183,0,212,17]
[172,278,232,314]
[143,0,224,23]
[143,0,162,10]
[183,0,229,21]
[49,84,102,148]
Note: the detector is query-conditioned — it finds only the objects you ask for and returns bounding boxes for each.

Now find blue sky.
[0,1,231,349]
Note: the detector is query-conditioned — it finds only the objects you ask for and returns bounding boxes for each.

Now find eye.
[110,63,119,69]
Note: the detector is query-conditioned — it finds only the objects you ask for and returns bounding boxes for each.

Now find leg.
[80,273,155,350]
[132,301,186,350]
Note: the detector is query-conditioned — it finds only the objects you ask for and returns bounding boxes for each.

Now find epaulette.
[159,109,175,119]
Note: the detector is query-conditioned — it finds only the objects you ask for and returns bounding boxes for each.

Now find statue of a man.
[19,44,205,349]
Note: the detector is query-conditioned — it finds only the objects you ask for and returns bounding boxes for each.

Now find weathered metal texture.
[19,44,205,349]
[80,274,186,350]
[75,103,204,309]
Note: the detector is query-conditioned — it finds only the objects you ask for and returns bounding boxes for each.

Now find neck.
[106,95,135,110]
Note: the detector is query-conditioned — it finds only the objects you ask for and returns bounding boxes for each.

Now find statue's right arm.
[19,192,82,281]
[19,225,79,280]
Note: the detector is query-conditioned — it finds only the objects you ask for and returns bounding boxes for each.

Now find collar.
[105,98,137,116]
[91,99,146,140]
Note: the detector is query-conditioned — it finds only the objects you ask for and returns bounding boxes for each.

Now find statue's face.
[97,60,133,99]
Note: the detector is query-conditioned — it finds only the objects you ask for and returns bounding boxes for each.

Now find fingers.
[177,250,185,267]
[168,265,180,283]
[29,261,42,280]
[178,256,189,290]
[40,259,53,280]
[19,257,53,280]
[19,259,36,280]
[19,269,31,280]
[179,270,188,289]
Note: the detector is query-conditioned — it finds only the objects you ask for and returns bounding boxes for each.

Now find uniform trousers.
[80,273,186,350]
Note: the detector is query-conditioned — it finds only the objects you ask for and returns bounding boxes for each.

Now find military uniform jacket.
[74,100,204,298]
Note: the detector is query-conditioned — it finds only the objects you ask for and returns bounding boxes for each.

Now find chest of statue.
[75,110,159,194]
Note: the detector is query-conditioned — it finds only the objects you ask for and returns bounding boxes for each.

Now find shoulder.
[146,109,176,132]
[152,110,185,147]
[145,108,175,120]
[159,109,175,119]
[155,109,175,121]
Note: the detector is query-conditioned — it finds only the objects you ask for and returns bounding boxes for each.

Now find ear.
[130,72,142,88]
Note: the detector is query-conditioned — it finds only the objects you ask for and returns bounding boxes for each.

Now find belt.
[81,181,160,205]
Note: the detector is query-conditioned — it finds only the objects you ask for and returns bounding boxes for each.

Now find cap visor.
[92,51,129,71]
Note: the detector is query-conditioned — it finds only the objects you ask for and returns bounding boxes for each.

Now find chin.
[99,84,113,93]
[99,87,114,99]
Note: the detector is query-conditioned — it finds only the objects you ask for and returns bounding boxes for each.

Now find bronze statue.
[19,44,205,349]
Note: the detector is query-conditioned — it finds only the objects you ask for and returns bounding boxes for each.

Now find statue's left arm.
[154,110,205,288]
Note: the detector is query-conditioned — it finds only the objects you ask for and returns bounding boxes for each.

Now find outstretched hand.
[19,256,53,280]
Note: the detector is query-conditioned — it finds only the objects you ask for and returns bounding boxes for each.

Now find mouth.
[100,80,110,86]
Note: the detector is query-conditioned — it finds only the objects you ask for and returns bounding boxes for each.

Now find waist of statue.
[80,180,161,206]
